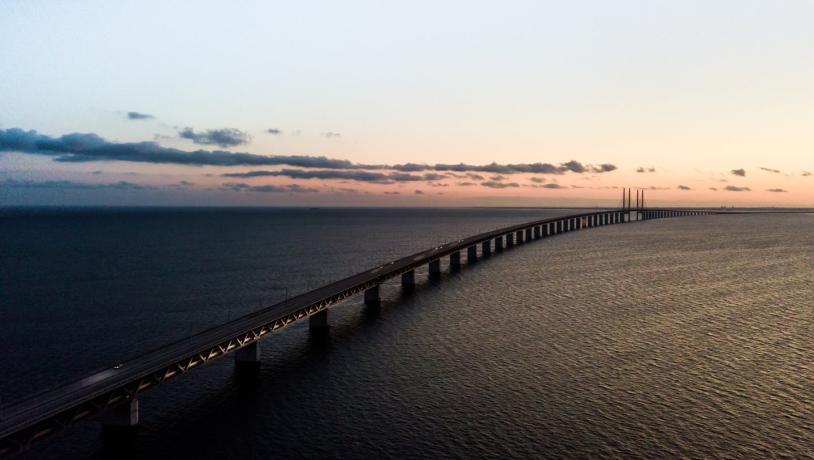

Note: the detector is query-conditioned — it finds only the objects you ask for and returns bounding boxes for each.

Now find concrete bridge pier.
[429,259,441,279]
[481,240,491,256]
[507,233,515,247]
[235,340,262,366]
[525,228,533,241]
[494,236,504,251]
[516,230,524,244]
[557,220,564,233]
[449,251,461,270]
[467,246,477,263]
[100,398,139,429]
[401,270,416,288]
[364,286,380,305]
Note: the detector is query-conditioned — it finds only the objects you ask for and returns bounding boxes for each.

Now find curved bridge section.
[0,208,716,456]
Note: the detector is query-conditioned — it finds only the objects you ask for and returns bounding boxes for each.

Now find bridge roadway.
[0,208,718,455]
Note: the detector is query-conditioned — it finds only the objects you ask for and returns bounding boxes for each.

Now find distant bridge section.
[0,208,727,456]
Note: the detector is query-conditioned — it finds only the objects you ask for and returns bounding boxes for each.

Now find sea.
[1,207,812,459]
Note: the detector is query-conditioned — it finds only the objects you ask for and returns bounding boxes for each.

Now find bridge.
[0,207,725,456]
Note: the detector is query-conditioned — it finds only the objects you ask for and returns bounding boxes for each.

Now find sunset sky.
[1,0,812,207]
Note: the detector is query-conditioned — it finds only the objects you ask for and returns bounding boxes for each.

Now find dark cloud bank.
[2,178,153,190]
[0,128,618,176]
[221,182,317,193]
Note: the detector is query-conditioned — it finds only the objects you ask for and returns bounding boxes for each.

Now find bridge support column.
[525,228,532,241]
[507,233,515,247]
[101,398,139,428]
[557,220,563,233]
[516,230,524,244]
[401,270,416,287]
[481,240,491,256]
[308,310,328,329]
[364,286,380,305]
[494,236,504,251]
[467,246,477,263]
[235,340,261,365]
[449,251,461,269]
[429,259,441,279]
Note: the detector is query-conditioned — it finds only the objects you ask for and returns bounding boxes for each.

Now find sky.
[1,0,812,207]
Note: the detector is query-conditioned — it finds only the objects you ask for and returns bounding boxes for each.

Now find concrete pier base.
[100,399,139,428]
[234,340,261,366]
[401,270,415,288]
[516,230,524,243]
[481,240,491,256]
[429,259,441,279]
[449,251,461,269]
[495,236,504,251]
[525,228,532,241]
[506,233,515,247]
[364,286,380,305]
[309,308,329,328]
[466,246,477,263]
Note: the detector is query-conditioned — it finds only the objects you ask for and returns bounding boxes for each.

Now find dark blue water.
[2,208,812,458]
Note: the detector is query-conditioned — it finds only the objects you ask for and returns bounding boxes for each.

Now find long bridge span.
[0,208,735,455]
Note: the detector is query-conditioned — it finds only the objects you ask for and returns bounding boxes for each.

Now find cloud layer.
[0,129,618,176]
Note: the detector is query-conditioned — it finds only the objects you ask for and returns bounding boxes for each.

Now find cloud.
[221,182,318,193]
[422,173,448,181]
[324,132,341,138]
[1,178,153,190]
[759,167,781,174]
[179,127,252,147]
[802,171,812,177]
[456,181,477,186]
[677,185,691,190]
[222,169,447,184]
[766,188,788,193]
[414,189,424,195]
[730,168,746,177]
[0,128,619,175]
[0,128,363,168]
[708,187,718,191]
[636,166,656,173]
[126,111,154,120]
[388,160,616,175]
[529,177,546,183]
[266,129,282,135]
[481,181,520,189]
[384,191,400,195]
[541,183,565,189]
[489,175,506,181]
[724,185,751,192]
